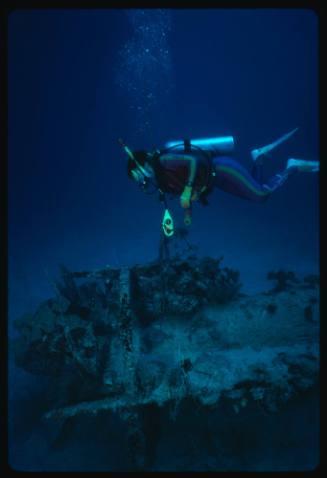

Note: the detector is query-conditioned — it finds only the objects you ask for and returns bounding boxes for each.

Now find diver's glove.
[184,208,192,226]
[180,185,193,209]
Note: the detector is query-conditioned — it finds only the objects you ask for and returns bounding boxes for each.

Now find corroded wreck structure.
[12,230,319,470]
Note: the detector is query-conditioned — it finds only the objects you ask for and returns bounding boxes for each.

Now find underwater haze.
[8,8,319,471]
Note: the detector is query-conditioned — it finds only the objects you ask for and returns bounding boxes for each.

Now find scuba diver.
[121,128,319,237]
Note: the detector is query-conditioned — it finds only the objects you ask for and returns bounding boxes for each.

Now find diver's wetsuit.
[212,156,294,202]
[156,152,295,203]
[157,152,210,195]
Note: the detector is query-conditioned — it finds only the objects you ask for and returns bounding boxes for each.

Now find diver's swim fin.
[251,127,299,162]
[286,158,319,172]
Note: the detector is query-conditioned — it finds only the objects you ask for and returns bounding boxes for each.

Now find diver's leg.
[251,158,264,183]
[263,169,293,192]
[260,158,319,192]
[212,156,271,202]
[250,128,299,162]
[250,128,299,184]
[212,155,319,202]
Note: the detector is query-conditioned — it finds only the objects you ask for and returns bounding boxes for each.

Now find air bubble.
[114,9,174,135]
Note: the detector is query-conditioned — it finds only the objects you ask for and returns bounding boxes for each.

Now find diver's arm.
[160,153,198,208]
[185,155,197,185]
[160,153,197,185]
[180,155,197,208]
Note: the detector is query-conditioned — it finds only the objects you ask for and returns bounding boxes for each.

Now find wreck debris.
[11,255,319,469]
[267,269,300,293]
[117,267,146,467]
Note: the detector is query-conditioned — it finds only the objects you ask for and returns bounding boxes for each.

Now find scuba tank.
[164,136,235,156]
[161,136,235,207]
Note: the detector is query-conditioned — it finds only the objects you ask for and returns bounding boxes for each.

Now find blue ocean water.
[8,8,319,471]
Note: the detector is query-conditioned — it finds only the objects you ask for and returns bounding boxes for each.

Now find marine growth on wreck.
[11,229,320,470]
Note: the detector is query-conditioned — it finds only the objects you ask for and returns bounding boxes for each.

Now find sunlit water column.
[115,9,173,140]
